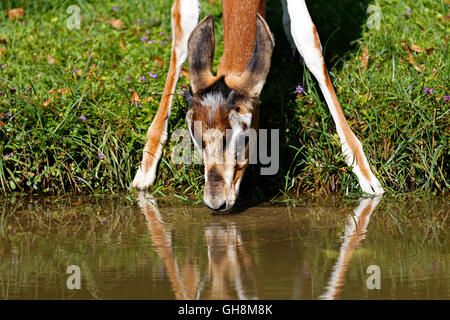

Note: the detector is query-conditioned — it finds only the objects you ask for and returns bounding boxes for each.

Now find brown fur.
[218,0,266,76]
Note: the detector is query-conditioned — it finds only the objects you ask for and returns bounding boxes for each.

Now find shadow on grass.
[237,0,372,207]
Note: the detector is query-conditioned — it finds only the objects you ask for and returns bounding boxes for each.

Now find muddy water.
[0,194,448,300]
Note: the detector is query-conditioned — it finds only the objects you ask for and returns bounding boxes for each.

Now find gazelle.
[132,0,384,211]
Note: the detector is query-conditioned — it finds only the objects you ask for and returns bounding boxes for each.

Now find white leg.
[133,0,200,190]
[286,0,384,195]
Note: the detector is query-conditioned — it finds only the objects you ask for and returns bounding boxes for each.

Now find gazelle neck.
[217,0,266,77]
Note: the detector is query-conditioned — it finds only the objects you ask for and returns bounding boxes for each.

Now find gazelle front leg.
[133,0,200,190]
[286,0,384,195]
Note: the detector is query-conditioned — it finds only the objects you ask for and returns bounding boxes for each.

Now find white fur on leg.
[132,0,200,190]
[286,0,384,195]
[341,139,384,195]
[132,142,163,190]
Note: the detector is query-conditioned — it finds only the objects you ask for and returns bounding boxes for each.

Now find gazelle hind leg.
[285,0,384,195]
[133,0,200,190]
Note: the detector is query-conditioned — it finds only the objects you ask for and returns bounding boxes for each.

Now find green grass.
[0,0,448,201]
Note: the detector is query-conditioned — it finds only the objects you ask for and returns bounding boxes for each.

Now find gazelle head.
[185,14,274,212]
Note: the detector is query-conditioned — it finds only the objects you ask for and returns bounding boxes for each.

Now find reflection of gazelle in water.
[319,197,382,300]
[137,193,261,299]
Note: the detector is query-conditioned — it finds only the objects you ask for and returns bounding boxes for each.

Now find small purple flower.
[296,85,304,94]
[1,64,6,69]
[141,36,148,43]
[138,104,142,108]
[419,73,423,77]
[79,115,87,121]
[148,40,156,44]
[70,68,79,74]
[159,31,166,35]
[5,112,11,118]
[148,73,158,79]
[11,55,16,59]
[444,95,450,102]
[98,153,105,160]
[122,59,127,63]
[424,87,435,94]
[134,101,138,107]
[407,8,412,15]
[139,76,147,82]
[17,135,22,140]
[112,6,119,12]
[145,29,150,35]
[102,218,108,224]
[406,26,410,31]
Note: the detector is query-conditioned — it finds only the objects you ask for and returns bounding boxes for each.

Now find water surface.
[0,194,448,299]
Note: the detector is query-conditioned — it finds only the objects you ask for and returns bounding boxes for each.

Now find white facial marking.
[200,92,225,111]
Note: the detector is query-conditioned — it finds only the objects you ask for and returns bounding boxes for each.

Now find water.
[0,194,448,300]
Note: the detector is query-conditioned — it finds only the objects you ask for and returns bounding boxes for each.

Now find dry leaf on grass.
[8,8,25,20]
[359,47,369,69]
[43,97,53,107]
[107,19,123,29]
[154,56,164,67]
[47,53,55,64]
[119,39,127,51]
[131,91,140,103]
[0,47,6,56]
[411,43,434,54]
[401,41,423,72]
[49,88,69,95]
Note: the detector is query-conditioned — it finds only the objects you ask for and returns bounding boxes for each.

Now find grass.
[0,0,448,201]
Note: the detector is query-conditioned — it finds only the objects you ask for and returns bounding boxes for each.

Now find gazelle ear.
[226,14,274,96]
[188,15,216,94]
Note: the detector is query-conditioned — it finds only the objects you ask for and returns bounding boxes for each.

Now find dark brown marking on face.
[207,166,224,186]
[232,162,247,188]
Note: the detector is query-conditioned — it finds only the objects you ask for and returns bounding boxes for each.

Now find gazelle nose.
[206,201,227,212]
